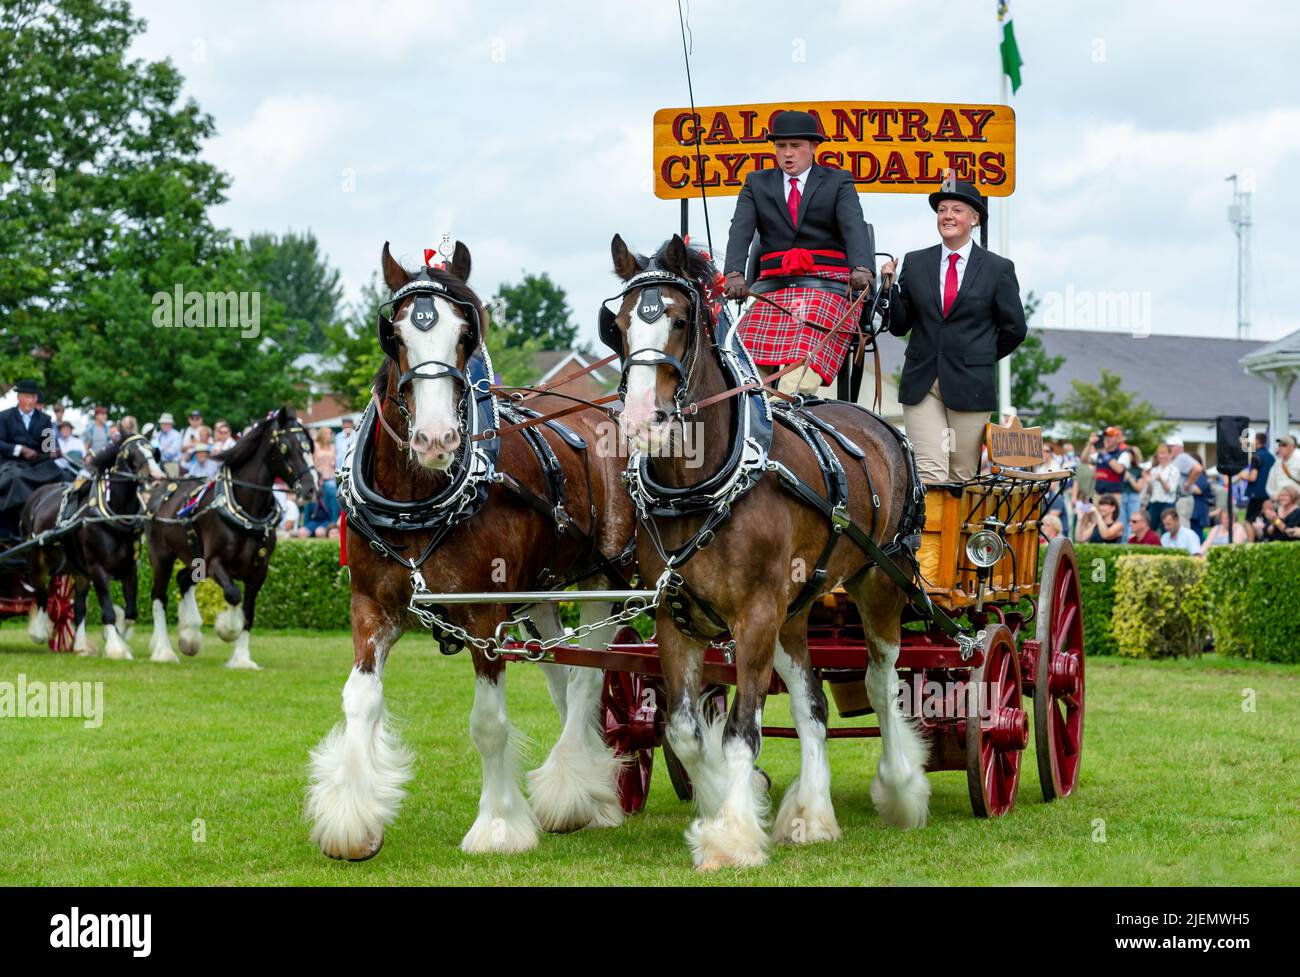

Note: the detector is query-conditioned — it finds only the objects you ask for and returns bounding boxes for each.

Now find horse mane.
[88,439,121,472]
[212,411,281,466]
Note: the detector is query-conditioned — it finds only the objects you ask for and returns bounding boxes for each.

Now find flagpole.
[998,69,1013,420]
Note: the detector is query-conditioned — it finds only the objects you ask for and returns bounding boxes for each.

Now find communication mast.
[1226,173,1252,340]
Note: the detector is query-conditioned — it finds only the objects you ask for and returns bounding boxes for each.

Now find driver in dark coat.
[0,380,72,539]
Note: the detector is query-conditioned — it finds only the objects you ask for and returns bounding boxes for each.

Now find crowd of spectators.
[52,400,358,542]
[1034,426,1300,554]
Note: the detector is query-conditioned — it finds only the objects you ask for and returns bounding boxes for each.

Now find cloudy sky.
[125,0,1300,347]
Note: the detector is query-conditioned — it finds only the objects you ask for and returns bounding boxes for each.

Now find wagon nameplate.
[985,415,1043,468]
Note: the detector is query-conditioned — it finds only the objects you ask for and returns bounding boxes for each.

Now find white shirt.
[940,238,974,295]
[12,408,35,456]
[1161,526,1202,556]
[782,165,812,204]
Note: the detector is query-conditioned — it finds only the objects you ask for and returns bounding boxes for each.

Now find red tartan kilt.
[738,283,853,384]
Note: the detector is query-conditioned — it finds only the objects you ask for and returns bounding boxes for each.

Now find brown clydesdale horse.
[305,242,635,861]
[22,434,165,657]
[143,407,320,668]
[604,234,930,870]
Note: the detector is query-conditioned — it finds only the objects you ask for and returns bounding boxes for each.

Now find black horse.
[21,434,165,658]
[144,407,319,668]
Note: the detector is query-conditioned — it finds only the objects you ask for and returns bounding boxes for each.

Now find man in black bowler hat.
[0,379,71,538]
[723,109,875,396]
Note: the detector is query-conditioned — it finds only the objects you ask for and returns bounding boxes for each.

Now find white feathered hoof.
[178,628,203,657]
[72,621,96,657]
[687,813,769,871]
[27,608,52,645]
[772,792,842,846]
[870,764,931,829]
[323,832,385,862]
[103,624,133,661]
[460,812,539,855]
[224,656,261,671]
[527,742,625,833]
[149,641,180,664]
[214,603,245,643]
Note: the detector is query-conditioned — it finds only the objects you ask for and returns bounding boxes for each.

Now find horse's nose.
[411,426,460,466]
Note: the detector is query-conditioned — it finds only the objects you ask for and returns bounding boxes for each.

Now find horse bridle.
[377,271,485,441]
[265,418,318,497]
[599,268,708,420]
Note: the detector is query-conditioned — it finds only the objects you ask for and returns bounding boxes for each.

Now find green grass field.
[1,621,1296,886]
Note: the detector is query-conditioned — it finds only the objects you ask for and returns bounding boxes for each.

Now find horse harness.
[605,261,969,648]
[344,275,635,653]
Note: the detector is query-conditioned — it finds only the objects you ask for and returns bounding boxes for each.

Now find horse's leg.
[528,600,624,833]
[71,577,94,656]
[462,633,539,854]
[306,597,412,861]
[846,567,930,828]
[120,550,139,642]
[26,549,52,644]
[683,603,777,871]
[176,561,204,657]
[771,615,840,844]
[210,558,246,644]
[224,570,261,670]
[91,561,131,660]
[148,548,179,663]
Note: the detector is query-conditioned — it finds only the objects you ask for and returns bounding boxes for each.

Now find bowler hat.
[928,180,988,222]
[767,110,825,143]
[15,379,40,396]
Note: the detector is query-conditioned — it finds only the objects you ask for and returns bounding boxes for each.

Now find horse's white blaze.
[621,293,678,443]
[307,666,414,861]
[224,630,259,670]
[772,642,840,844]
[528,602,624,832]
[214,601,244,642]
[148,599,179,663]
[103,622,132,660]
[462,674,539,854]
[394,297,465,467]
[27,606,51,644]
[177,588,203,656]
[865,634,930,829]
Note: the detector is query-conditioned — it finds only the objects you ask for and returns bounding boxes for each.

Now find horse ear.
[663,234,688,276]
[381,241,407,292]
[611,234,640,281]
[449,241,471,282]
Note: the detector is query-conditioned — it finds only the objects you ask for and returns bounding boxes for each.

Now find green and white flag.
[998,2,1024,94]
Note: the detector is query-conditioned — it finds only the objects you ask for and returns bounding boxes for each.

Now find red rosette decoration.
[780,247,815,275]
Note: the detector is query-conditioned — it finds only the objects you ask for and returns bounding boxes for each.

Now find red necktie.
[788,176,801,226]
[942,252,960,317]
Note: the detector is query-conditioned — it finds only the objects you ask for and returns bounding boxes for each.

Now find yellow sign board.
[653,101,1015,200]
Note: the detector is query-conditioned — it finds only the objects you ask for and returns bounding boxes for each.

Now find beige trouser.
[902,378,989,484]
[759,363,825,397]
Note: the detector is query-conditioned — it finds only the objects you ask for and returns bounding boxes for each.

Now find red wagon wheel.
[46,574,77,653]
[602,628,661,814]
[966,623,1028,817]
[1034,536,1086,801]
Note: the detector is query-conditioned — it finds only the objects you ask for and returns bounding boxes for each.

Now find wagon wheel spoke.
[1052,603,1078,655]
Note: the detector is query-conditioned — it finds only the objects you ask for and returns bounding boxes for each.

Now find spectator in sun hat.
[1165,435,1204,524]
[152,412,183,477]
[1266,434,1300,499]
[181,409,206,456]
[54,420,85,470]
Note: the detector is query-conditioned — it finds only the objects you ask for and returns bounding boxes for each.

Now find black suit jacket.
[884,243,1027,412]
[724,164,872,276]
[0,407,55,462]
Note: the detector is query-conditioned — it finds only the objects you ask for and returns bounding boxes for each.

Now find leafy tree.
[0,0,302,427]
[322,274,389,409]
[247,230,344,353]
[1059,368,1173,457]
[492,272,576,350]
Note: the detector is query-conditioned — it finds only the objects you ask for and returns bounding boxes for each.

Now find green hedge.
[1112,554,1208,658]
[1204,544,1300,663]
[106,538,350,630]
[1070,543,1167,656]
